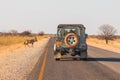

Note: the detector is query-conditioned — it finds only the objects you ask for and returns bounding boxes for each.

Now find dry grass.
[0,35,49,46]
[87,38,120,53]
[0,35,50,54]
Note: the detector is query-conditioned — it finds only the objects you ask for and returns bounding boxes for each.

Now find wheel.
[55,58,60,61]
[73,57,77,60]
[80,51,88,60]
[64,33,79,48]
[54,52,61,61]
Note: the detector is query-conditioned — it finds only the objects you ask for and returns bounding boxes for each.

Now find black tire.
[80,51,88,61]
[55,58,60,61]
[73,58,77,60]
[54,52,61,61]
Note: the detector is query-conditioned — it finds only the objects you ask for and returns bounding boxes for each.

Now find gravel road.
[0,38,50,80]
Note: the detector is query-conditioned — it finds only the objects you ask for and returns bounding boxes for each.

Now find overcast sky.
[0,0,120,34]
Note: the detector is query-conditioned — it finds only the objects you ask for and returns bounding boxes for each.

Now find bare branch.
[98,24,117,44]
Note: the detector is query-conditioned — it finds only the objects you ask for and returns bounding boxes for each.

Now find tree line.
[0,30,45,36]
[0,24,118,44]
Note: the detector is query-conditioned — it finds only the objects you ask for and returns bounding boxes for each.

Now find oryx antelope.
[24,37,37,47]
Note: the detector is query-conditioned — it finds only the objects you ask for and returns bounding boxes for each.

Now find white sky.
[0,0,120,34]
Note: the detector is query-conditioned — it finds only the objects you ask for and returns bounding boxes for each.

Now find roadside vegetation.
[87,35,120,53]
[0,36,47,46]
[98,24,117,44]
[87,24,120,53]
[0,30,48,46]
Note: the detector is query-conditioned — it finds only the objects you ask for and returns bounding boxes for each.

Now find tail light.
[56,40,62,46]
[82,45,86,48]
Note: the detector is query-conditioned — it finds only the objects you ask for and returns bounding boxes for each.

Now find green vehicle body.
[54,24,88,60]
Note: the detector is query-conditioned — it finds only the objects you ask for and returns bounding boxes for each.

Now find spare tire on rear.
[64,33,79,48]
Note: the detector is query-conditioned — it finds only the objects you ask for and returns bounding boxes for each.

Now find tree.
[9,29,18,35]
[98,24,117,44]
[38,31,44,36]
[20,30,32,36]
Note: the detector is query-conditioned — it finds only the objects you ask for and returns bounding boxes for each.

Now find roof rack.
[58,24,85,29]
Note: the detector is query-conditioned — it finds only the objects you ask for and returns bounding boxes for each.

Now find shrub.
[20,30,31,36]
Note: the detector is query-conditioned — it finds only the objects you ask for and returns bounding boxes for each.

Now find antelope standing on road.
[24,37,37,47]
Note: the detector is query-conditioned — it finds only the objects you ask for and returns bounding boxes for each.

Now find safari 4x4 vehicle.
[54,24,88,61]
